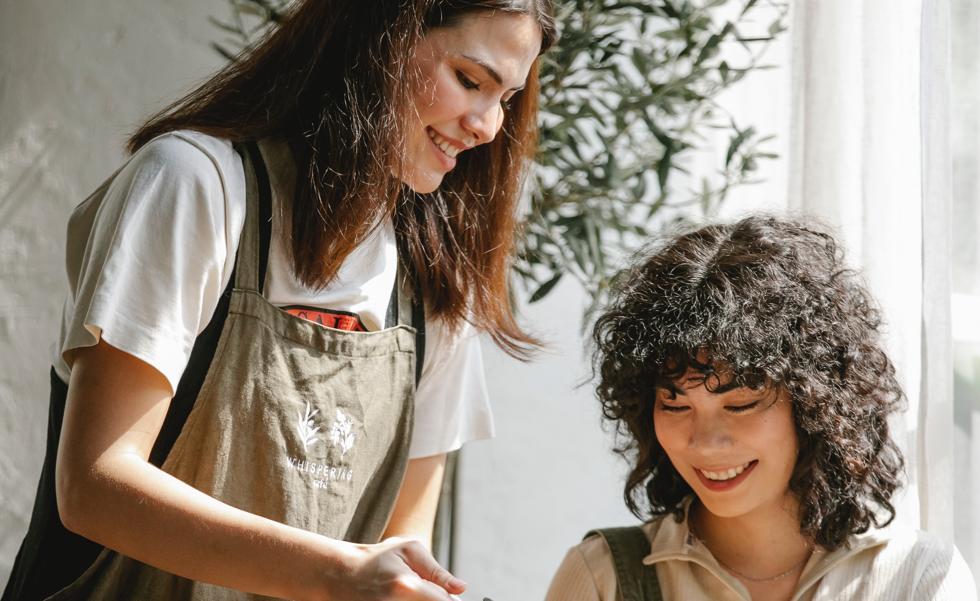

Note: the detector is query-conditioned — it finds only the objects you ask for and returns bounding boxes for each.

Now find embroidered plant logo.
[297,402,322,451]
[296,404,356,457]
[329,409,356,457]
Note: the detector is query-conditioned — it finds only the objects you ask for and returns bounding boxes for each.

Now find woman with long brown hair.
[3,2,556,599]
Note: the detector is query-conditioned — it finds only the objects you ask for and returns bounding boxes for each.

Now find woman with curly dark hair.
[546,216,975,601]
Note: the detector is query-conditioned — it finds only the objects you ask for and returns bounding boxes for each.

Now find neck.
[691,495,814,583]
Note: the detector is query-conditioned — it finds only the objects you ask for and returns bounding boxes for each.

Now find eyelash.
[456,70,480,90]
[456,70,513,108]
[657,401,761,414]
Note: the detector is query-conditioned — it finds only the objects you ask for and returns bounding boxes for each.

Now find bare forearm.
[381,455,446,549]
[60,454,345,600]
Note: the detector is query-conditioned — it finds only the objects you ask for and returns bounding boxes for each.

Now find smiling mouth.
[697,461,756,481]
[691,459,759,492]
[427,127,464,159]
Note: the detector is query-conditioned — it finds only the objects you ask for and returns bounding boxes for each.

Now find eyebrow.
[461,54,526,92]
[664,386,768,401]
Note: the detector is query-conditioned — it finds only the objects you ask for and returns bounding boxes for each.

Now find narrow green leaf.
[657,143,673,193]
[741,0,760,17]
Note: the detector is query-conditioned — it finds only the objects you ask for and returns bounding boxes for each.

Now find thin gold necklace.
[712,549,811,583]
[689,511,814,583]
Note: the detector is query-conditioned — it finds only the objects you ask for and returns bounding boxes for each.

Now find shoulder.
[546,533,617,601]
[548,522,668,601]
[110,131,246,237]
[869,527,956,568]
[130,130,239,180]
[578,530,617,566]
[894,530,976,598]
[583,522,662,553]
[67,131,242,243]
[847,527,977,599]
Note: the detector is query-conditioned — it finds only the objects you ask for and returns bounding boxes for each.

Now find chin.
[694,484,777,522]
[401,171,444,194]
[697,497,751,519]
[409,180,442,194]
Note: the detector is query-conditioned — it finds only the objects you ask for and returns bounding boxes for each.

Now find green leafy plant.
[209,0,786,314]
[525,0,786,312]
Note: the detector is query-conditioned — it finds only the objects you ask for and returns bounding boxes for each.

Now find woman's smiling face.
[400,11,543,193]
[654,370,800,520]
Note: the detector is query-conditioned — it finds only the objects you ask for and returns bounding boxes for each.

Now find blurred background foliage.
[210,0,787,314]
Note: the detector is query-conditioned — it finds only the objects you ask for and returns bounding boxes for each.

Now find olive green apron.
[46,142,418,600]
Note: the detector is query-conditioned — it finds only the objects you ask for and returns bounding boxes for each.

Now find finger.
[399,541,467,594]
[411,577,460,601]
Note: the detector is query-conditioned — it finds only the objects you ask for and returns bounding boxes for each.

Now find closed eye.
[726,401,760,414]
[658,403,689,414]
[456,70,480,90]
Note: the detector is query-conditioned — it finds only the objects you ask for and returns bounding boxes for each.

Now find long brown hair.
[129,0,556,357]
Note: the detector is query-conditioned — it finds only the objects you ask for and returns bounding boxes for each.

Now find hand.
[323,537,466,601]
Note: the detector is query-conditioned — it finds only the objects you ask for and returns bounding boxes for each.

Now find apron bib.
[18,141,419,601]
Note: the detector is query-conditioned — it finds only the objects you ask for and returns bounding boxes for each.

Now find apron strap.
[234,140,272,294]
[584,527,663,601]
[384,269,399,330]
[384,259,426,386]
[411,287,425,386]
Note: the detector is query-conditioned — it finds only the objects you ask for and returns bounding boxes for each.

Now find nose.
[461,102,503,146]
[688,411,733,451]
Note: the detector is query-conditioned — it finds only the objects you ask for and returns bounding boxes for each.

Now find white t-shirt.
[53,130,493,458]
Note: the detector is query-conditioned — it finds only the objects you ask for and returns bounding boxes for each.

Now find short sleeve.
[407,317,494,458]
[59,133,243,393]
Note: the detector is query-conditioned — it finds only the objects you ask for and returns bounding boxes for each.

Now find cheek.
[653,414,685,458]
[490,111,505,139]
[417,71,467,122]
[755,405,799,470]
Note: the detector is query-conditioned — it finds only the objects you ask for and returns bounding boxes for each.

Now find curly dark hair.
[592,215,905,550]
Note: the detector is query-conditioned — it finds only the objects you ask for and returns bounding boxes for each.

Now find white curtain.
[787,0,954,539]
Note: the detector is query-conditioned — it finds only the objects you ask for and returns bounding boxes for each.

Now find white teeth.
[700,461,753,481]
[428,129,462,158]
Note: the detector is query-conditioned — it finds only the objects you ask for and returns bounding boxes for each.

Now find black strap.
[393,276,426,386]
[411,287,425,385]
[585,527,663,601]
[250,141,273,294]
[384,278,398,330]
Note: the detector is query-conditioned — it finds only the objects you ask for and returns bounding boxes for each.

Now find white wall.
[458,280,636,600]
[0,1,224,584]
